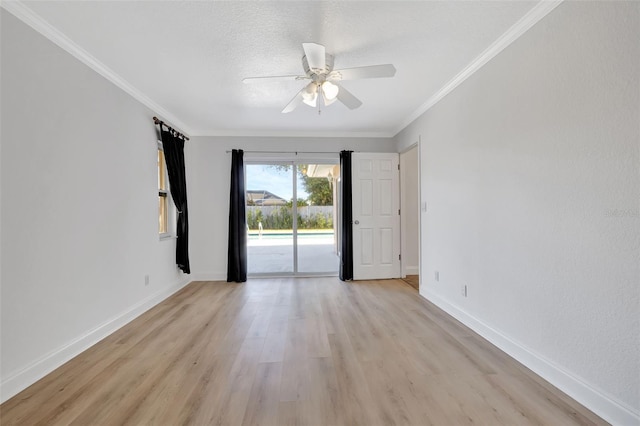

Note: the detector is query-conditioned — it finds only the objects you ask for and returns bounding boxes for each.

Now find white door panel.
[352,153,401,280]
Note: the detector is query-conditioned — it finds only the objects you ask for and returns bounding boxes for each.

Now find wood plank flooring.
[402,275,419,291]
[0,278,606,425]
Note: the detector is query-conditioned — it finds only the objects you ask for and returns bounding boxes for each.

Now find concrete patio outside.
[247,231,338,275]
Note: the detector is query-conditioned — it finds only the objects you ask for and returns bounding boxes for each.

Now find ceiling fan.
[243,43,396,113]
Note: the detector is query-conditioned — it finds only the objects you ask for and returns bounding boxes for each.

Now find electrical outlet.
[144,275,150,286]
[435,271,439,282]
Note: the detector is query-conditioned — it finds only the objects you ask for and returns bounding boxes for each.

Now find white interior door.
[352,153,401,280]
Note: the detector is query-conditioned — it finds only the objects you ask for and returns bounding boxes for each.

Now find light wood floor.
[402,275,419,291]
[1,278,605,425]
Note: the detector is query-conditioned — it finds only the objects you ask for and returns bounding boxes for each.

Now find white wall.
[395,2,639,424]
[187,136,394,280]
[0,11,187,401]
[400,145,420,276]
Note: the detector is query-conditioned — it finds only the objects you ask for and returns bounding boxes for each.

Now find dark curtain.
[339,150,353,281]
[161,130,190,274]
[227,149,247,282]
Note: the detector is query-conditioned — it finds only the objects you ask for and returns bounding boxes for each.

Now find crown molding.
[1,0,192,136]
[393,0,564,136]
[192,129,395,139]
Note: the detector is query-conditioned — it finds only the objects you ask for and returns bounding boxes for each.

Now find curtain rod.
[225,150,338,154]
[153,116,190,141]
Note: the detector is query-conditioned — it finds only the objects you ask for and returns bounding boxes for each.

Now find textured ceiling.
[20,1,538,137]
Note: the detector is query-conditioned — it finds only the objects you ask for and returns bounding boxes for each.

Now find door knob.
[354,220,360,225]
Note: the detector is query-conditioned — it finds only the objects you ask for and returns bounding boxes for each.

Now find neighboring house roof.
[246,190,287,206]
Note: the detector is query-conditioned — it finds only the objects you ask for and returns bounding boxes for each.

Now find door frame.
[399,141,421,279]
[399,138,422,291]
[244,156,340,278]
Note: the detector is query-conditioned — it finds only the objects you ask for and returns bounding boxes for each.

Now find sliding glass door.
[245,164,294,274]
[245,161,339,276]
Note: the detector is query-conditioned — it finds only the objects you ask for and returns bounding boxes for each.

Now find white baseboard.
[0,276,191,403]
[404,266,419,276]
[423,292,640,426]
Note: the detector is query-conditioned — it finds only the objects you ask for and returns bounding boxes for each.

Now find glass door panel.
[296,163,339,274]
[246,164,294,274]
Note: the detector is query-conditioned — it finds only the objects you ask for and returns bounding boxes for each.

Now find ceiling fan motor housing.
[302,54,335,80]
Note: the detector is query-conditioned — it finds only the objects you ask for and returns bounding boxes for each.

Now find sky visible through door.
[246,165,307,202]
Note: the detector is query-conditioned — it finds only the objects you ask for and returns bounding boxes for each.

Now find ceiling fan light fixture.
[323,93,338,106]
[244,43,394,113]
[302,95,317,107]
[302,82,318,107]
[321,81,339,101]
[301,82,318,107]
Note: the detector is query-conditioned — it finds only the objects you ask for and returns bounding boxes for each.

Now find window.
[158,144,169,237]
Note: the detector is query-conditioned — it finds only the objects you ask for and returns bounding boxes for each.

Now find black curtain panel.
[227,149,247,282]
[339,150,353,281]
[161,129,190,274]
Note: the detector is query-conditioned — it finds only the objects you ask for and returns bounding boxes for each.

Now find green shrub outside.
[247,207,333,230]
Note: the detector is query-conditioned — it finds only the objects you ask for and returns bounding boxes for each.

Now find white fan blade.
[302,42,326,71]
[335,84,362,110]
[243,75,307,83]
[282,88,305,113]
[330,64,396,81]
